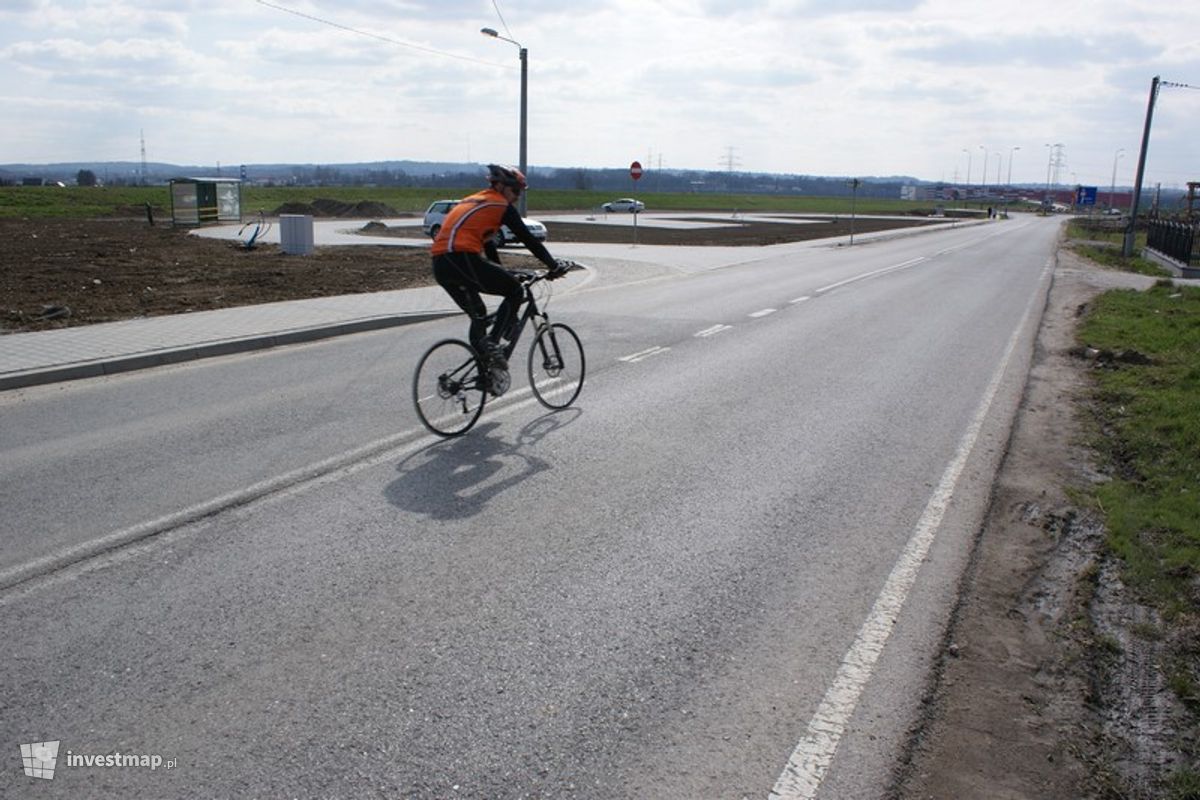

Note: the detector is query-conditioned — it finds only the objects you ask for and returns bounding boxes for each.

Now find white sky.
[1,0,1197,188]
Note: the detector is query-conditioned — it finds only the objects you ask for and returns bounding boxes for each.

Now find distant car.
[602,198,645,213]
[423,199,459,238]
[495,217,548,247]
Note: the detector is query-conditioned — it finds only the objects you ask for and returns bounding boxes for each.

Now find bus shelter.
[169,177,242,225]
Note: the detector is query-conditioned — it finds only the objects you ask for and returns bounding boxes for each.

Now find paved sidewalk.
[0,216,973,392]
[0,284,460,391]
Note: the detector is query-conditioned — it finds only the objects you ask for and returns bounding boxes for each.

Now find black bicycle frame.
[498,281,548,362]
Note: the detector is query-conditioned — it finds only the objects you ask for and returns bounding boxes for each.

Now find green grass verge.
[1,184,944,219]
[1078,281,1200,616]
[1077,280,1200,796]
[1066,220,1168,278]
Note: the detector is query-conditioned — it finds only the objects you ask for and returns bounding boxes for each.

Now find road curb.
[0,310,457,392]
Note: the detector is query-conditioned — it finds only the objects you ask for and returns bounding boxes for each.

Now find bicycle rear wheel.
[528,322,585,409]
[413,339,487,436]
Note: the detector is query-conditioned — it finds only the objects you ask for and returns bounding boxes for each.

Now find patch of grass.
[1079,284,1200,796]
[1078,283,1200,619]
[1067,220,1168,277]
[1072,242,1171,277]
[1165,768,1200,800]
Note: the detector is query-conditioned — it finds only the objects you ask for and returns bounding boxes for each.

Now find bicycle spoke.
[528,323,585,409]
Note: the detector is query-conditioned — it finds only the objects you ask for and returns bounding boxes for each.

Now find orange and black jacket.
[431,188,556,268]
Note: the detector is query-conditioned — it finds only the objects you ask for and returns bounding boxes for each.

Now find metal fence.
[1146,219,1197,266]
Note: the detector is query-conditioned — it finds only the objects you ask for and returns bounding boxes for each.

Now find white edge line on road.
[769,258,1053,800]
[749,308,777,318]
[789,296,812,305]
[0,382,555,597]
[695,324,733,338]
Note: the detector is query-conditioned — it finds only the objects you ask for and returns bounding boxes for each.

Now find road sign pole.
[630,161,643,246]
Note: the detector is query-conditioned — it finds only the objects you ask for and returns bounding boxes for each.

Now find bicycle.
[412,262,586,437]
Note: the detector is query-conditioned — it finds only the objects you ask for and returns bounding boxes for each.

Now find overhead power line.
[255,0,511,69]
[491,0,515,40]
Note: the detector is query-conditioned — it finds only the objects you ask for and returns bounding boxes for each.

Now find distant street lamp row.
[959,144,1022,187]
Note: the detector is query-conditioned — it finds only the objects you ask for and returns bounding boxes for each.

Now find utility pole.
[719,146,740,190]
[1048,144,1066,187]
[139,129,147,186]
[1124,76,1160,257]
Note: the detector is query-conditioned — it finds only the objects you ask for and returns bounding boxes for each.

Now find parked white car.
[602,198,645,213]
[422,199,458,238]
[423,199,548,246]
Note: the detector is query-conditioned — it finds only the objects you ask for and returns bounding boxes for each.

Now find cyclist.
[431,164,565,370]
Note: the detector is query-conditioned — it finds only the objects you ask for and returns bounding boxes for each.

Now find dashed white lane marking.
[749,308,777,318]
[769,258,1052,800]
[815,257,926,294]
[694,324,734,338]
[618,346,671,363]
[789,296,812,305]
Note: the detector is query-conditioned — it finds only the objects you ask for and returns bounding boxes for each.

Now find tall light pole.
[481,27,528,216]
[962,148,972,188]
[1109,148,1124,211]
[980,145,988,191]
[1007,146,1020,185]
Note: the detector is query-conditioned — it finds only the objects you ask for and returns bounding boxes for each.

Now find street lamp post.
[1109,148,1124,211]
[1007,146,1020,185]
[481,27,528,216]
[980,145,988,191]
[962,148,972,189]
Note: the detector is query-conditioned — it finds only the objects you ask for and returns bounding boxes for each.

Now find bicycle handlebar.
[514,259,584,285]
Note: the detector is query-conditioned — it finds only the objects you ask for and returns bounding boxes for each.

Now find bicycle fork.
[534,321,565,375]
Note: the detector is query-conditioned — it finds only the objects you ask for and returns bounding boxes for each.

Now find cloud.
[898,31,1162,68]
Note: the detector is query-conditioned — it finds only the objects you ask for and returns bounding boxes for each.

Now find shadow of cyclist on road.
[384,409,581,521]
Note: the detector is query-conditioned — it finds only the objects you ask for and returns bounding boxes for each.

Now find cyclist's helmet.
[487,163,527,192]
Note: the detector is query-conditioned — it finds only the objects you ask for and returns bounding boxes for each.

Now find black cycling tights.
[432,252,523,349]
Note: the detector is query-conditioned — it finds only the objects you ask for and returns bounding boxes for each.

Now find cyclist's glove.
[547,258,573,280]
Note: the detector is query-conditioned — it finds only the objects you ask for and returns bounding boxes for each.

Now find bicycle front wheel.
[527,323,585,409]
[413,339,487,437]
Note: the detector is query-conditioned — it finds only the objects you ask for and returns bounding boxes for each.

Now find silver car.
[602,198,645,213]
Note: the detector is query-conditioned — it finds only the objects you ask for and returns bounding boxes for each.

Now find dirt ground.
[0,217,436,333]
[0,214,937,333]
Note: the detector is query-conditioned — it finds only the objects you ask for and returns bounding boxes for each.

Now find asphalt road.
[1,216,1059,798]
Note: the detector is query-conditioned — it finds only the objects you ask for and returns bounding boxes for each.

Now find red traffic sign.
[630,161,644,181]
